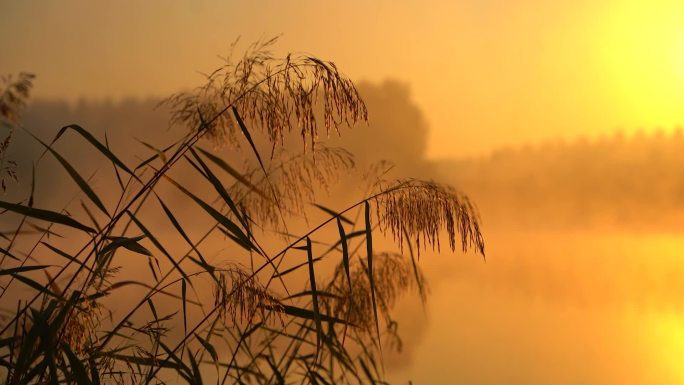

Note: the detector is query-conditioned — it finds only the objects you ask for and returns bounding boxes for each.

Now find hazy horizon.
[3,2,684,384]
[5,1,684,158]
[6,93,684,384]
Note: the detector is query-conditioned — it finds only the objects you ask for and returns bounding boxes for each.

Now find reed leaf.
[10,273,60,299]
[313,203,354,225]
[197,147,267,199]
[99,235,152,257]
[29,132,109,217]
[187,349,204,385]
[62,343,92,385]
[53,124,136,180]
[182,278,187,337]
[275,305,354,326]
[0,201,95,233]
[337,217,352,294]
[364,201,381,349]
[125,210,191,282]
[135,140,178,170]
[165,175,258,254]
[0,265,50,276]
[306,237,323,353]
[188,148,249,231]
[194,332,218,365]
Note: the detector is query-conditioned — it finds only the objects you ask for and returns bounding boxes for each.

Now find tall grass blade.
[137,140,168,165]
[88,356,100,385]
[306,237,323,354]
[358,357,377,385]
[197,148,267,199]
[30,132,109,217]
[189,148,248,230]
[314,204,354,225]
[232,107,265,171]
[402,224,427,302]
[100,235,152,257]
[337,218,352,293]
[275,305,353,326]
[0,265,50,276]
[105,281,200,304]
[42,242,93,273]
[126,210,190,281]
[165,176,258,254]
[147,298,158,323]
[159,342,194,382]
[265,355,285,385]
[365,201,381,350]
[0,201,95,233]
[44,271,62,298]
[101,352,182,369]
[188,349,204,385]
[104,131,125,191]
[80,201,102,233]
[284,290,339,301]
[310,370,333,385]
[28,164,35,208]
[194,333,218,364]
[271,255,322,278]
[10,273,59,299]
[54,124,136,179]
[0,246,20,261]
[62,343,92,385]
[181,278,187,337]
[135,140,178,170]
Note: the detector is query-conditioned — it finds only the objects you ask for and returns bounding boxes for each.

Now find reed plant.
[0,72,33,193]
[0,39,484,385]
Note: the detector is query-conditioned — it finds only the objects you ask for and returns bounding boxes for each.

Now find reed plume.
[164,37,368,151]
[0,72,33,192]
[0,39,484,385]
[374,179,485,256]
[232,146,355,229]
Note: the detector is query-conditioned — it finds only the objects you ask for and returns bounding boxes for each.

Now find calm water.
[388,230,684,384]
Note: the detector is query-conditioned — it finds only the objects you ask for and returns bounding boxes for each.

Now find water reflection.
[389,230,684,384]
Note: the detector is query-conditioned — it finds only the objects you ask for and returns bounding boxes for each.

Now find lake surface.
[387,229,684,384]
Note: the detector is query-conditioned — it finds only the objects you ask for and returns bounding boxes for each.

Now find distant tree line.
[436,130,684,230]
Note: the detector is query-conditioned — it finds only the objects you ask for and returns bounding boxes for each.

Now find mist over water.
[386,133,684,384]
[5,2,684,383]
[8,80,684,384]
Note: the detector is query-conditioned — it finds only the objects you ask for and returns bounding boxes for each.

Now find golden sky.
[3,0,684,158]
[4,3,684,384]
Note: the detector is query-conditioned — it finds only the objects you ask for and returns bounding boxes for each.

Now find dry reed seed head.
[214,266,283,326]
[385,319,403,353]
[17,293,101,357]
[324,252,426,333]
[373,180,485,256]
[0,72,34,125]
[231,146,355,229]
[60,297,101,355]
[0,73,32,193]
[163,38,367,151]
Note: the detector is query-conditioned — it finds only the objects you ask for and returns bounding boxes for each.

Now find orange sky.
[3,0,684,158]
[5,3,684,384]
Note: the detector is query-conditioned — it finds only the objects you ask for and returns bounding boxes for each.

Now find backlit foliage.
[0,40,483,385]
[164,37,368,151]
[374,179,485,255]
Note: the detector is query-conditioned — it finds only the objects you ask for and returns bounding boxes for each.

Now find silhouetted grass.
[0,40,483,385]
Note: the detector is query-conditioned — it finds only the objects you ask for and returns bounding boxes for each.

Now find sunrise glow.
[2,2,684,384]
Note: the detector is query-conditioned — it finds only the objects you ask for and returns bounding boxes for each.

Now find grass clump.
[0,39,483,385]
